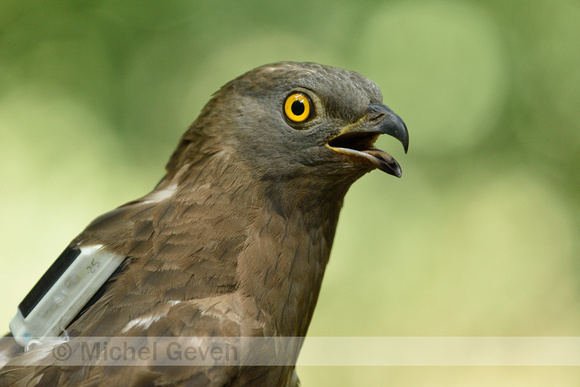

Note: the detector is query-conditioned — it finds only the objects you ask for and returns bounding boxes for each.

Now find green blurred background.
[0,0,578,385]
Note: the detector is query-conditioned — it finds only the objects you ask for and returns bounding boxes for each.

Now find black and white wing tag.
[9,245,123,348]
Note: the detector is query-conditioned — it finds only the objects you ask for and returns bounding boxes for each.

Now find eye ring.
[284,93,312,123]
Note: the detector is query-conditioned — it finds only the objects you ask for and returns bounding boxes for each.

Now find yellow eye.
[284,93,312,123]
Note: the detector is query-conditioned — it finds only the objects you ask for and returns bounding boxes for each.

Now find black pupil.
[291,100,305,116]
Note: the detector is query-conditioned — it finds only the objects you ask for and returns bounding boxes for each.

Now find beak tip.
[372,105,409,155]
[392,113,409,154]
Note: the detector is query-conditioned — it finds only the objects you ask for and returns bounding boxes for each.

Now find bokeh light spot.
[360,1,508,154]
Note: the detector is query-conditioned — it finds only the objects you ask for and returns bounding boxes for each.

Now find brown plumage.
[0,62,408,386]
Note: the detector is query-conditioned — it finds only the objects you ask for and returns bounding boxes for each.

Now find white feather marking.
[17,337,70,366]
[121,314,165,333]
[141,183,178,204]
[137,163,191,205]
[121,301,180,333]
[0,351,9,368]
[195,298,242,325]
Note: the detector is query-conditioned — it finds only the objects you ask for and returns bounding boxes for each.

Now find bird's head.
[170,62,408,212]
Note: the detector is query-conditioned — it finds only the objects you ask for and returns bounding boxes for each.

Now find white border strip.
[1,337,579,367]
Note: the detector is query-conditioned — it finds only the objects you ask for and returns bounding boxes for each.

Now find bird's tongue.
[363,148,402,178]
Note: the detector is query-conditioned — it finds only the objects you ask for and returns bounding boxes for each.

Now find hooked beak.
[325,103,409,177]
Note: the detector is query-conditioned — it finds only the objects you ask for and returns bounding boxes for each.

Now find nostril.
[367,112,385,124]
[366,103,391,123]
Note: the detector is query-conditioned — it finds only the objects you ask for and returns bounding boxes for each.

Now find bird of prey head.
[0,62,408,386]
[171,62,407,181]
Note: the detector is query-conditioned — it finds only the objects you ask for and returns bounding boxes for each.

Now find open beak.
[325,103,409,177]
